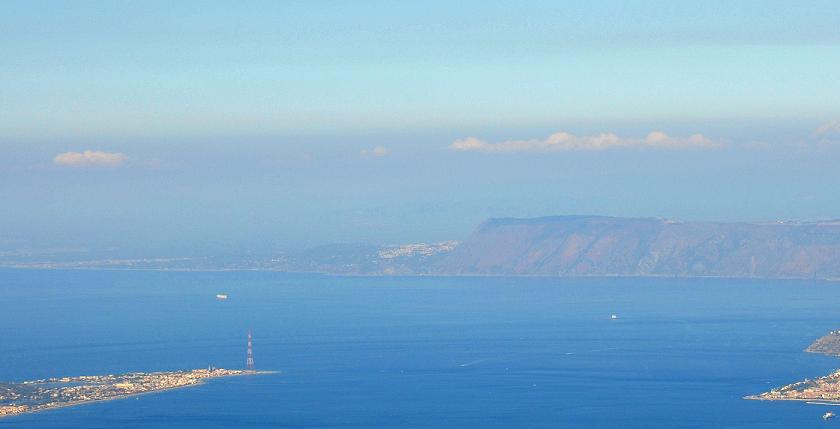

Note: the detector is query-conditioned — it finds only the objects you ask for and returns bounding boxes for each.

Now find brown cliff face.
[434,216,840,279]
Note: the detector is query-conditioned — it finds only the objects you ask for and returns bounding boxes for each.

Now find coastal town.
[746,330,840,403]
[0,368,271,419]
[745,369,840,402]
[377,241,460,259]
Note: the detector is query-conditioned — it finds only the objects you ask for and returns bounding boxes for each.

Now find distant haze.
[2,1,840,255]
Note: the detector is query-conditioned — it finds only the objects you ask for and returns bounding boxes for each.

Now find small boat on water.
[216,294,228,300]
[823,411,835,420]
[611,314,618,320]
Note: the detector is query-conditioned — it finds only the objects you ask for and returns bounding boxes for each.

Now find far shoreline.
[0,265,838,283]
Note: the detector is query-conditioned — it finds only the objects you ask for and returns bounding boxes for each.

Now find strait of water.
[2,269,840,428]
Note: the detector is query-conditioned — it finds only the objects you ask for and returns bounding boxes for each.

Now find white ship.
[823,411,835,420]
[216,294,228,300]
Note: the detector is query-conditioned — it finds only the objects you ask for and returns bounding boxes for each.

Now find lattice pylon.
[246,329,254,370]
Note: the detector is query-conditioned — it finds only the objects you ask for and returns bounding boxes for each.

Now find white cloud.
[360,146,391,157]
[815,120,840,136]
[448,131,719,153]
[53,150,128,167]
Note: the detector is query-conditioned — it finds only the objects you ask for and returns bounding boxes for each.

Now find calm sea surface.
[2,269,840,428]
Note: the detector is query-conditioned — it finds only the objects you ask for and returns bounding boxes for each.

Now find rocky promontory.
[806,331,840,356]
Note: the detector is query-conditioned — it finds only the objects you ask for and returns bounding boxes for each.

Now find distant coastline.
[5,215,840,281]
[2,265,840,284]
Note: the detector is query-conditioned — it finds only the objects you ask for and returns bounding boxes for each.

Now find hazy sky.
[2,1,840,254]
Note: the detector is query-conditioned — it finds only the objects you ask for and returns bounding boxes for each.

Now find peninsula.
[0,368,273,419]
[746,330,840,402]
[745,370,840,402]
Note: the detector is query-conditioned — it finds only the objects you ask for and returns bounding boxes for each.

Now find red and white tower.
[246,329,254,370]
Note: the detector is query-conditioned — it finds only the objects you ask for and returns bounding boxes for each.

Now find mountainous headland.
[432,216,840,279]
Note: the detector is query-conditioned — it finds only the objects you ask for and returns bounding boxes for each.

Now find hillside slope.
[433,216,840,279]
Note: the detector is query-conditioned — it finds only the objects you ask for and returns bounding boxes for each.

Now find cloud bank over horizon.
[53,150,128,167]
[448,131,718,153]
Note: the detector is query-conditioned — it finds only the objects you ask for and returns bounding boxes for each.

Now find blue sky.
[2,1,840,254]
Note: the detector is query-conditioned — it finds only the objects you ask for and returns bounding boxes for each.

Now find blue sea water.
[2,269,840,428]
